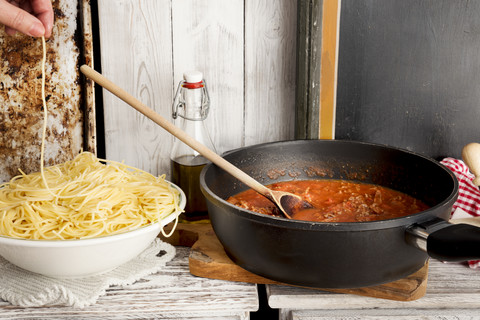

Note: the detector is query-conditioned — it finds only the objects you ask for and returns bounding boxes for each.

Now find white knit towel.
[0,238,175,308]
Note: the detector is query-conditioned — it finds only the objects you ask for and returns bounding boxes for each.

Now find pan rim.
[200,139,459,232]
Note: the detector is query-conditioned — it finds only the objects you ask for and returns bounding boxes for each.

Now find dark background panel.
[336,0,480,160]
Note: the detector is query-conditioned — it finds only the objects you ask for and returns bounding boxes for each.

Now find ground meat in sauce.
[226,180,429,222]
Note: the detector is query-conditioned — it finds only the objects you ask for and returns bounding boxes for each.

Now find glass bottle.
[170,71,216,221]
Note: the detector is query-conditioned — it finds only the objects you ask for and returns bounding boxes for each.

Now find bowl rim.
[0,180,186,246]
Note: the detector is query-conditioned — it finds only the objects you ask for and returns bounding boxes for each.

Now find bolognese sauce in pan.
[227,180,429,222]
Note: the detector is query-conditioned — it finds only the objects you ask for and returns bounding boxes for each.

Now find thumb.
[0,1,45,37]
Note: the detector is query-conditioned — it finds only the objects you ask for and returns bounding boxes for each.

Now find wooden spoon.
[80,65,312,219]
[462,142,480,186]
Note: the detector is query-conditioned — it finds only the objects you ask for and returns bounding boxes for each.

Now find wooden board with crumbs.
[0,0,95,183]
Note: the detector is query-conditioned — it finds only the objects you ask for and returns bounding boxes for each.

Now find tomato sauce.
[226,180,429,222]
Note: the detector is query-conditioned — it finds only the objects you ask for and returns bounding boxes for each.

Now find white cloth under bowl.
[0,238,175,308]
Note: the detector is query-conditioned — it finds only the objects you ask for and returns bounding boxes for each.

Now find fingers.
[0,0,53,38]
[30,0,54,38]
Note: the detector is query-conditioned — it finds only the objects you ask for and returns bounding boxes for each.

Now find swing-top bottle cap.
[183,71,203,83]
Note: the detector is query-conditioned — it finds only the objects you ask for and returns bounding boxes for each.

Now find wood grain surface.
[172,0,244,155]
[98,0,174,176]
[164,223,428,302]
[97,0,298,178]
[269,259,480,320]
[244,0,297,145]
[0,247,258,319]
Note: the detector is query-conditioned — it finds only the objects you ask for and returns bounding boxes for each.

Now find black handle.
[428,223,480,261]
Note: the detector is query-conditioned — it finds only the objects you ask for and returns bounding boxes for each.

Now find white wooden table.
[0,247,259,319]
[267,259,480,320]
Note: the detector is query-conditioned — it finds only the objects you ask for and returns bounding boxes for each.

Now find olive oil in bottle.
[170,71,216,221]
[171,156,208,219]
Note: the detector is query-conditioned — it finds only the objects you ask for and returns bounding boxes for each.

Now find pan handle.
[406,218,480,262]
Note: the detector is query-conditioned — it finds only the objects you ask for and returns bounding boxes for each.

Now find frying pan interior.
[205,140,454,209]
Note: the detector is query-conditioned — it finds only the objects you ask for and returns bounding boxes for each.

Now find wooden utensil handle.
[462,143,480,186]
[80,65,269,196]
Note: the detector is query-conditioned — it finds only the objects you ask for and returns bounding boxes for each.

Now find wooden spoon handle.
[80,65,269,196]
[462,143,480,186]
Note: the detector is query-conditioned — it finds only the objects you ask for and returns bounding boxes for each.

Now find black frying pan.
[200,140,480,288]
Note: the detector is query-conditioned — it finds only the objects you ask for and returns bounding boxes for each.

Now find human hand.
[0,0,54,38]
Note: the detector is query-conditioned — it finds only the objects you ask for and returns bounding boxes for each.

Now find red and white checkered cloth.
[440,157,480,268]
[441,158,480,217]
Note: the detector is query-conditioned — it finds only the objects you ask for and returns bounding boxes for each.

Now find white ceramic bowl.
[0,182,185,278]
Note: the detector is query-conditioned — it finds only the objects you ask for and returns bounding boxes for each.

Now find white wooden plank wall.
[171,0,244,155]
[98,0,173,175]
[245,0,297,145]
[98,0,297,177]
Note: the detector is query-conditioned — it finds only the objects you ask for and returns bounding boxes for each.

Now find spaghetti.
[0,38,182,240]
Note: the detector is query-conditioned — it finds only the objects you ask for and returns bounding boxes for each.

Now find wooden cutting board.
[160,223,428,301]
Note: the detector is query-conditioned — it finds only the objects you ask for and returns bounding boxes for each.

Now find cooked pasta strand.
[0,152,182,240]
[0,37,182,240]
